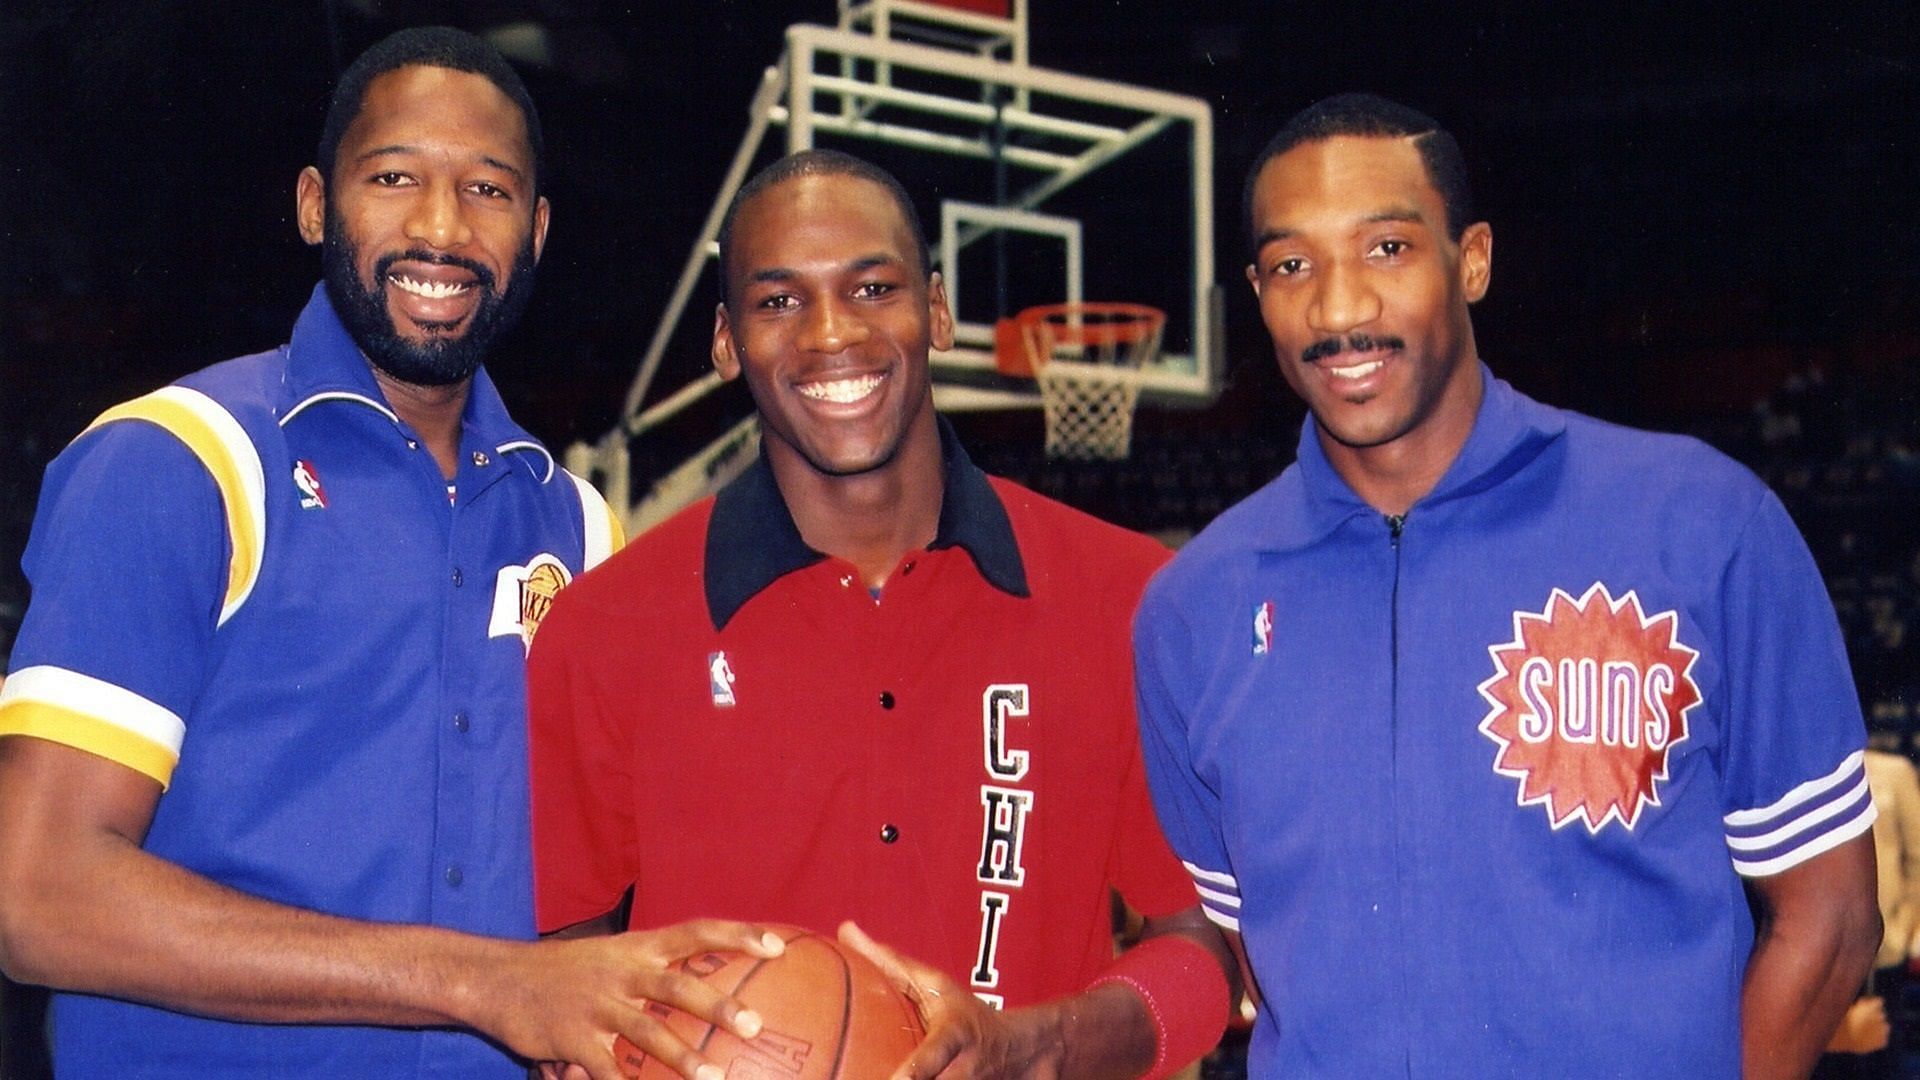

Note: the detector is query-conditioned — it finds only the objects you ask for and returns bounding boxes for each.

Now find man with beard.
[1134,93,1879,1078]
[0,27,776,1080]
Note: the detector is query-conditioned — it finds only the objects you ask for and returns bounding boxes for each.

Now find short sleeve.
[1718,490,1875,877]
[1110,723,1210,921]
[0,418,231,788]
[527,589,639,931]
[1132,580,1240,932]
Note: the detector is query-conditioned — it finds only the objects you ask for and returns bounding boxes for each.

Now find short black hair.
[317,26,544,192]
[1243,92,1474,251]
[717,149,930,308]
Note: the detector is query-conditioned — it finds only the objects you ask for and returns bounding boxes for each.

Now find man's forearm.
[1741,837,1882,1080]
[1,817,781,1078]
[1036,922,1236,1078]
[1741,916,1876,1080]
[1023,981,1158,1077]
[0,822,516,1030]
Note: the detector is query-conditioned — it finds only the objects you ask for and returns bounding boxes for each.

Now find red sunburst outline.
[1476,582,1702,834]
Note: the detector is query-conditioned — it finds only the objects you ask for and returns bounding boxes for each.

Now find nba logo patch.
[292,460,327,509]
[1252,601,1274,656]
[709,651,737,708]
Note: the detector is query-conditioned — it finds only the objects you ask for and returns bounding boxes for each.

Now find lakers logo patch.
[1477,583,1701,833]
[487,553,571,653]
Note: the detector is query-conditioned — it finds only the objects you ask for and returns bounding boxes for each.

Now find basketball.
[615,925,925,1080]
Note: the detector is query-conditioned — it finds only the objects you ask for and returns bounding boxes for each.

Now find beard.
[321,208,538,387]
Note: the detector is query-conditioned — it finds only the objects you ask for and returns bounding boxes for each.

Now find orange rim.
[1014,302,1166,346]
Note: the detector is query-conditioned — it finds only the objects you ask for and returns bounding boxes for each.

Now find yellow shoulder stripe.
[605,501,627,556]
[567,469,625,569]
[85,387,266,625]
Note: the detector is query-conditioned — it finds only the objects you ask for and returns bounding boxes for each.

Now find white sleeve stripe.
[1724,750,1866,826]
[0,665,186,752]
[1181,860,1238,888]
[566,470,617,570]
[1200,906,1241,933]
[1195,884,1241,909]
[1725,775,1871,851]
[1732,800,1877,877]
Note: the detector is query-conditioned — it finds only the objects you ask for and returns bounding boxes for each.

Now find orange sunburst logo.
[1477,583,1702,833]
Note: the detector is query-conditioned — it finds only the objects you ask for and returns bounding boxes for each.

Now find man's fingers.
[839,921,901,975]
[562,1035,627,1080]
[890,1022,967,1080]
[840,920,971,1035]
[638,966,764,1041]
[644,919,785,964]
[839,920,932,989]
[608,1018,722,1080]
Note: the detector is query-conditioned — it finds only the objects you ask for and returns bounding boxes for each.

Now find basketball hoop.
[1013,302,1164,460]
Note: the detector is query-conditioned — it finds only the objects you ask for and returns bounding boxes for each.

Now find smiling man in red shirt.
[529,150,1238,1079]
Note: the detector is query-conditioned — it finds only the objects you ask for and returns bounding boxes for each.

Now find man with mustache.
[1134,93,1878,1078]
[0,27,773,1080]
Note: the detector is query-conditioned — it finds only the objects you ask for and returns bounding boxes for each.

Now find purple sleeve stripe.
[1726,770,1870,849]
[1199,902,1241,933]
[1725,751,1865,830]
[1181,859,1238,891]
[1728,784,1877,877]
[1194,882,1241,910]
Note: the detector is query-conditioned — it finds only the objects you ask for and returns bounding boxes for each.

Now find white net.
[1035,361,1147,460]
[1018,303,1164,460]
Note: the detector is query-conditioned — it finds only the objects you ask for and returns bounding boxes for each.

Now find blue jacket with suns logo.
[1135,366,1871,1078]
[0,285,622,1078]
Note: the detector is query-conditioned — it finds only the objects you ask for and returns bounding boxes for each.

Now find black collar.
[703,416,1029,630]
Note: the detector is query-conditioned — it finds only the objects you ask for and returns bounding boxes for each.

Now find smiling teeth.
[390,276,470,299]
[1328,358,1384,379]
[798,374,883,404]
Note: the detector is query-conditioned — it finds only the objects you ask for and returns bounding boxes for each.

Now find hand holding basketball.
[473,918,784,1080]
[614,923,925,1080]
[837,921,1066,1080]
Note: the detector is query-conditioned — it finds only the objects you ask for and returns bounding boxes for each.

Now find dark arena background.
[2,2,1916,1076]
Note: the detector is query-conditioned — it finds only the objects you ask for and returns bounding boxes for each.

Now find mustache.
[1301,333,1404,365]
[374,249,496,293]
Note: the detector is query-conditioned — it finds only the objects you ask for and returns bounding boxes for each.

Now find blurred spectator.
[1817,736,1920,1078]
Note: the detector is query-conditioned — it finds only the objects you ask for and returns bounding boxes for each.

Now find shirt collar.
[703,415,1028,630]
[1272,362,1567,550]
[278,283,554,482]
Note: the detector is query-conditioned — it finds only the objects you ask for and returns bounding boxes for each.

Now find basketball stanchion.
[1008,302,1165,461]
